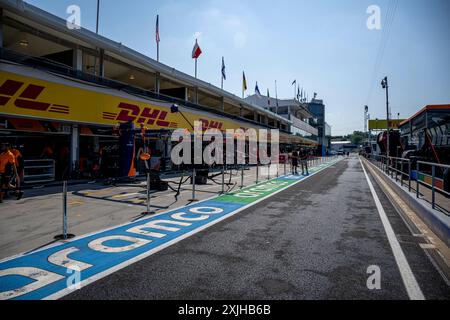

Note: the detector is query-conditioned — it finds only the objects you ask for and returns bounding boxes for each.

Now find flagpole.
[157,41,159,62]
[242,72,244,99]
[156,15,159,62]
[275,80,279,115]
[195,58,197,78]
[96,0,100,34]
[221,63,223,90]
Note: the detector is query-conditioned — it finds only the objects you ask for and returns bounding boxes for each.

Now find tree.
[350,131,365,145]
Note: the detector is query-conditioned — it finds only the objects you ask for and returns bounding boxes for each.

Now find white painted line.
[359,157,425,300]
[45,158,343,300]
[419,244,436,250]
[112,192,141,199]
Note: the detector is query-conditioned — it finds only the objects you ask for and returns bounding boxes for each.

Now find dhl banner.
[0,70,249,132]
[0,67,315,145]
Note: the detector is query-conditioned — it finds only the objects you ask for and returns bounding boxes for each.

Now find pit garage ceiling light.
[19,33,29,47]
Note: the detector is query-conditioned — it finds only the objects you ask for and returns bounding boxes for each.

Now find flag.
[297,87,300,100]
[221,57,226,80]
[267,89,271,106]
[192,39,202,59]
[156,15,160,43]
[242,72,247,92]
[255,82,261,97]
[301,88,303,101]
[292,79,296,86]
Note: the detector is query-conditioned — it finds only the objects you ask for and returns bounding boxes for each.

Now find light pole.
[368,113,371,149]
[92,0,100,76]
[364,105,369,147]
[381,77,390,158]
[96,0,100,34]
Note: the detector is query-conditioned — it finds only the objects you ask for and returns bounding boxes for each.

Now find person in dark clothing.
[291,150,299,175]
[10,146,24,200]
[0,143,18,203]
[300,148,309,175]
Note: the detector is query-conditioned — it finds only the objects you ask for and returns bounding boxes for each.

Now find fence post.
[416,162,420,199]
[256,161,259,184]
[395,158,398,182]
[400,160,404,187]
[62,181,68,238]
[408,159,411,192]
[190,167,198,202]
[54,181,75,240]
[221,164,225,194]
[142,172,155,215]
[240,165,244,189]
[391,158,394,179]
[432,165,436,210]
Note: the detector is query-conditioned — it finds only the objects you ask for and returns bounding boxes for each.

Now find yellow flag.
[242,71,247,92]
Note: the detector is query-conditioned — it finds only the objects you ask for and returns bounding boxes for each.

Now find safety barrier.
[416,161,450,210]
[23,159,56,184]
[368,154,449,214]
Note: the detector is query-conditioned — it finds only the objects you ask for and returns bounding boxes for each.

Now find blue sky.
[26,0,450,135]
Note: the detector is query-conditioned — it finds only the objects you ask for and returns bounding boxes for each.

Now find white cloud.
[233,32,247,48]
[195,7,251,49]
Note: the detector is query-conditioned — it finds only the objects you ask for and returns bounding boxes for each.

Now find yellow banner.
[0,71,249,132]
[369,119,405,130]
[0,71,317,145]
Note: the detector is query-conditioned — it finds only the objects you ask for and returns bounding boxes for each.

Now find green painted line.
[215,159,341,205]
[215,179,296,204]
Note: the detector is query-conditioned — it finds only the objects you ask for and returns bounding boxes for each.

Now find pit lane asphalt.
[64,156,450,300]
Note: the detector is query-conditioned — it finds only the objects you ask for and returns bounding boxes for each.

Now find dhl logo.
[109,102,225,131]
[107,102,178,128]
[0,79,227,131]
[199,118,224,131]
[0,79,70,114]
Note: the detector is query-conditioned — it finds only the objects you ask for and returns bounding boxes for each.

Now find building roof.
[399,104,450,127]
[245,94,313,119]
[0,0,290,125]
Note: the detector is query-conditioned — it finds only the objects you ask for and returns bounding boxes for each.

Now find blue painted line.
[0,158,342,300]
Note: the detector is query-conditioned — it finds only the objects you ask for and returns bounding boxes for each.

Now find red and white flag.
[192,39,202,59]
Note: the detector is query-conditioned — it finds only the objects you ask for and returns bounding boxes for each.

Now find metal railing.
[367,154,449,213]
[416,161,450,210]
[387,156,412,192]
[368,155,411,189]
[23,159,56,184]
